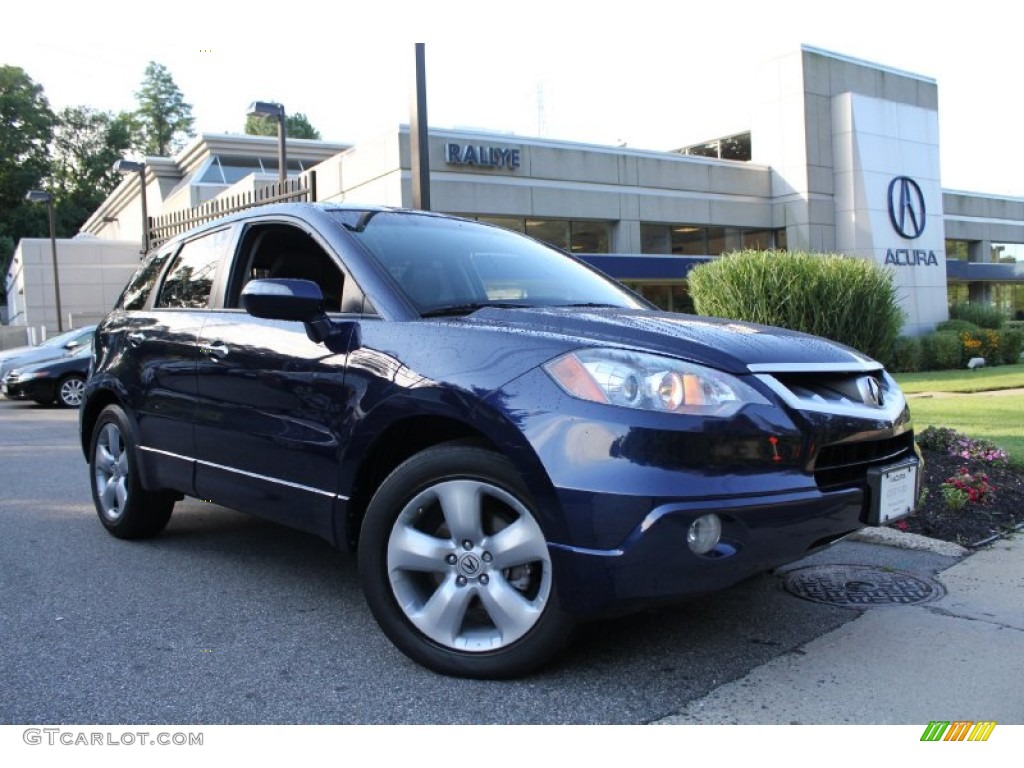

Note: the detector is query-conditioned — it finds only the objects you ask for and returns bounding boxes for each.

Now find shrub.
[917,426,1009,467]
[1000,327,1024,364]
[687,250,904,362]
[949,302,1004,330]
[890,336,923,372]
[920,331,963,370]
[942,468,995,507]
[936,319,981,334]
[958,329,1002,366]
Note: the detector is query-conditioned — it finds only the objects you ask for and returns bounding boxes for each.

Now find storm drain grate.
[783,565,945,607]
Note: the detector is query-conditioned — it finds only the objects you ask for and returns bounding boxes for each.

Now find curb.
[849,526,970,557]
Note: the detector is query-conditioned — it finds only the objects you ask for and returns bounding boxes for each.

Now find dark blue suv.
[81,203,919,678]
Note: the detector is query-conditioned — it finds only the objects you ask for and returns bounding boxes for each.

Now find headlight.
[543,349,770,417]
[14,371,48,382]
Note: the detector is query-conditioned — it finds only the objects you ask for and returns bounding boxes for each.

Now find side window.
[118,249,174,310]
[155,228,231,309]
[227,223,348,312]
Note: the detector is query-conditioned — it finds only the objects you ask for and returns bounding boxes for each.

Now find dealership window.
[992,283,1024,318]
[947,283,969,306]
[199,154,316,184]
[945,240,970,261]
[526,219,570,251]
[640,223,786,256]
[477,215,525,234]
[621,281,695,313]
[466,216,611,253]
[992,243,1024,263]
[678,132,752,162]
[949,282,1024,319]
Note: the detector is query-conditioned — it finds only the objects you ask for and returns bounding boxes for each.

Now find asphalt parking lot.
[0,398,965,725]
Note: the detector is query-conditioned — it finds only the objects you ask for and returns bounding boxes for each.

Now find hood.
[0,345,35,361]
[462,307,877,374]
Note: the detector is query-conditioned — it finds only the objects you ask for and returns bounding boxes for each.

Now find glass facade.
[945,239,970,261]
[678,132,752,161]
[992,243,1024,263]
[640,223,785,256]
[198,155,317,185]
[470,216,612,254]
[948,282,1024,319]
[621,281,695,313]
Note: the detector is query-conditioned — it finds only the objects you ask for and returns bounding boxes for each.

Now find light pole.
[113,159,149,254]
[25,190,64,333]
[247,101,287,186]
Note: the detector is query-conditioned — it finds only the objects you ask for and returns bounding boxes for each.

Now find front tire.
[57,374,86,408]
[358,444,573,678]
[89,404,175,539]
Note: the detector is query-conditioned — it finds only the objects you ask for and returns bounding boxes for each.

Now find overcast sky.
[6,0,1023,196]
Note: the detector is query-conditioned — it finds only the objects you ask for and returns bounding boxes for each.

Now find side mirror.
[241,278,359,353]
[241,278,324,322]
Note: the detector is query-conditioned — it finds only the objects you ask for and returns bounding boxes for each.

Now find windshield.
[40,326,92,349]
[334,211,645,316]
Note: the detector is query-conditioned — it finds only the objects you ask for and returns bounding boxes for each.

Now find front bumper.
[491,368,916,617]
[548,484,865,616]
[1,377,53,402]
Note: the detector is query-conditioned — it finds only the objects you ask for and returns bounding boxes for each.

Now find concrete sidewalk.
[657,533,1024,725]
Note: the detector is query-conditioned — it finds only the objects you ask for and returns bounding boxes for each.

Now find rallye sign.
[445,143,521,170]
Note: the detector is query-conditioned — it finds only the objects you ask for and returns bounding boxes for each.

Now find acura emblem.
[458,553,482,576]
[865,377,884,407]
[887,176,926,239]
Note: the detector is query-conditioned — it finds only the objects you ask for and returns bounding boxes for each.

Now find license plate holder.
[866,459,919,525]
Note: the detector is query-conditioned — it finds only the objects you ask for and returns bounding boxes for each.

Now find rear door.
[115,226,233,491]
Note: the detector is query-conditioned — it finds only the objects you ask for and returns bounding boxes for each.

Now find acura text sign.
[445,143,521,170]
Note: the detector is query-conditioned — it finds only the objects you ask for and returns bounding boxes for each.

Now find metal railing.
[147,171,317,251]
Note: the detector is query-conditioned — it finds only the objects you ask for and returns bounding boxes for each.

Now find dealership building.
[7,45,1024,339]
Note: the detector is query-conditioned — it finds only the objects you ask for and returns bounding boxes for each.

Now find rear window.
[118,249,173,311]
[154,228,232,309]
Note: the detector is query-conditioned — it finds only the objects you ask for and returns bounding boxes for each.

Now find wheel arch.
[338,406,562,553]
[79,385,163,494]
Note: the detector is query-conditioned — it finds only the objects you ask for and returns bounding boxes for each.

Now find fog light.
[687,514,722,555]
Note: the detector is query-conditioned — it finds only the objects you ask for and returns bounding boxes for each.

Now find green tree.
[133,61,195,156]
[50,106,135,234]
[245,111,321,140]
[0,65,55,287]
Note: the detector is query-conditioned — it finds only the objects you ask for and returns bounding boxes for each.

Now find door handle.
[127,332,146,347]
[203,342,229,359]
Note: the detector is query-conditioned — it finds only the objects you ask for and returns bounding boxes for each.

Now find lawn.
[897,364,1024,466]
[894,363,1024,394]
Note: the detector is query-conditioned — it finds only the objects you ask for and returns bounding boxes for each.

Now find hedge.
[687,249,904,363]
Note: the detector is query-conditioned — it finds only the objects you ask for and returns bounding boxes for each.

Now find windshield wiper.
[420,302,531,318]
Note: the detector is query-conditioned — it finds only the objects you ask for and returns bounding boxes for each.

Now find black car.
[3,341,92,407]
[81,203,918,678]
[0,325,95,381]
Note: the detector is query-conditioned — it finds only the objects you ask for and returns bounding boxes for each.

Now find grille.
[771,371,884,409]
[813,432,915,490]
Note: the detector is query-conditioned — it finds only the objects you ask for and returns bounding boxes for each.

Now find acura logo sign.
[888,176,926,239]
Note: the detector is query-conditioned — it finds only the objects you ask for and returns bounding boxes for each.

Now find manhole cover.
[783,565,945,607]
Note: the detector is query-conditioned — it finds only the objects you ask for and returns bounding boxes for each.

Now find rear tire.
[89,404,174,539]
[358,444,573,679]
